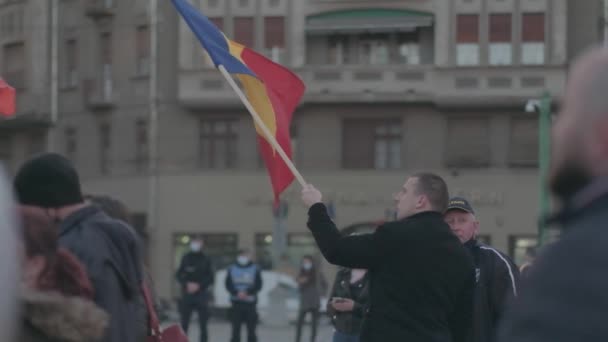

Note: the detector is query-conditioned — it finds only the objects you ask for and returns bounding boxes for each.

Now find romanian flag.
[172,0,305,205]
[0,78,15,116]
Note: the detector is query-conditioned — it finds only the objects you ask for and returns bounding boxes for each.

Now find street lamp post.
[526,91,552,247]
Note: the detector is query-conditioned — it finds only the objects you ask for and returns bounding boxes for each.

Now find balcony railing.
[177,64,566,107]
[85,0,115,19]
[83,68,115,110]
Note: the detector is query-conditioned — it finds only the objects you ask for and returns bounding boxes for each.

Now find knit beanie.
[13,153,83,208]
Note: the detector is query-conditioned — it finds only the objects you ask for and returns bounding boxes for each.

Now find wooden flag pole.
[218,65,307,188]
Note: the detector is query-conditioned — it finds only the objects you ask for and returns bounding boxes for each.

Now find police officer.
[175,237,214,342]
[444,197,520,342]
[225,249,263,342]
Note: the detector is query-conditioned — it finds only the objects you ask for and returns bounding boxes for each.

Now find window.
[456,14,479,66]
[209,17,224,30]
[100,33,112,100]
[65,127,77,162]
[358,34,389,65]
[3,42,25,89]
[286,232,317,265]
[328,36,350,65]
[522,13,545,65]
[255,233,274,270]
[234,17,254,47]
[508,235,537,266]
[342,119,402,170]
[173,233,238,272]
[477,234,492,246]
[135,119,148,172]
[27,130,45,157]
[65,39,78,87]
[397,32,420,65]
[264,17,285,63]
[199,119,238,169]
[508,117,538,167]
[445,117,490,168]
[0,134,12,162]
[136,26,150,76]
[99,123,111,174]
[489,14,512,65]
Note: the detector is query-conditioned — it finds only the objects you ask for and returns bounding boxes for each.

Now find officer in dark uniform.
[444,197,520,342]
[175,237,214,342]
[225,249,263,342]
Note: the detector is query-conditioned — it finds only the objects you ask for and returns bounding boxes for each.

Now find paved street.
[168,319,334,342]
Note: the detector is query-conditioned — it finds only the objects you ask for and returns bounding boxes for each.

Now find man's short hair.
[411,172,449,213]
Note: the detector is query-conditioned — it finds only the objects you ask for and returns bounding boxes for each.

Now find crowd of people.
[1,46,608,342]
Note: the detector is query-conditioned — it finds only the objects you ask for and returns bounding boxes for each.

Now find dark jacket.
[326,268,370,335]
[307,204,474,342]
[225,262,262,304]
[58,206,144,342]
[297,267,328,311]
[175,251,215,298]
[497,182,608,342]
[465,239,519,342]
[20,289,109,342]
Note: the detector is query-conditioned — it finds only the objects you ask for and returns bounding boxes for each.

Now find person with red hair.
[18,206,108,342]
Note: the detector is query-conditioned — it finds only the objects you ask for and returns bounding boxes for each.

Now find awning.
[306,8,434,34]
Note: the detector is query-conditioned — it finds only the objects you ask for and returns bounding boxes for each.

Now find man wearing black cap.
[13,153,145,342]
[444,197,519,342]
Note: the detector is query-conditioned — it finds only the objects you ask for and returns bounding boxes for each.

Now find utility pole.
[604,0,608,46]
[48,0,59,152]
[147,0,160,234]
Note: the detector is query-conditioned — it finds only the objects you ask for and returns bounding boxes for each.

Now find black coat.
[307,203,475,342]
[326,268,370,335]
[465,239,519,342]
[58,206,145,342]
[497,185,608,342]
[175,251,215,298]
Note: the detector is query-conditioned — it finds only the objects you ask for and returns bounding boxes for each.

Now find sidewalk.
[178,319,334,342]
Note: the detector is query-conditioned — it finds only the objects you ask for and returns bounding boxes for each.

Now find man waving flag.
[0,78,15,116]
[172,0,306,205]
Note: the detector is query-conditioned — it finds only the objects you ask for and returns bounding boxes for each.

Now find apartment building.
[0,0,603,300]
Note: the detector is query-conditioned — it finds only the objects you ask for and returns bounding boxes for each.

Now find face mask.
[302,262,313,270]
[237,256,250,265]
[190,242,202,252]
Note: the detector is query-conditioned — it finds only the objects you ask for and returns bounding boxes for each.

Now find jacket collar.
[546,177,608,226]
[59,205,100,237]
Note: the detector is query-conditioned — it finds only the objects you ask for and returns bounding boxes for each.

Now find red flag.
[0,78,15,116]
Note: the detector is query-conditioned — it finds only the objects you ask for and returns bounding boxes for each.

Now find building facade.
[0,0,603,300]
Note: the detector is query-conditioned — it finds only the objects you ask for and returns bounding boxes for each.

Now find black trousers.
[230,302,258,342]
[179,295,209,342]
[295,309,320,342]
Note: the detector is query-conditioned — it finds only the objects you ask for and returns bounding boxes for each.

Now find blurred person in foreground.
[225,249,262,342]
[444,197,519,342]
[0,165,19,342]
[497,46,608,341]
[13,153,144,342]
[301,173,474,342]
[326,264,370,342]
[295,255,327,342]
[175,237,214,342]
[18,206,108,342]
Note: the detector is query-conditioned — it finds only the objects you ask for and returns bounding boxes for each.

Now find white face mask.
[190,242,202,252]
[302,262,313,270]
[237,256,250,265]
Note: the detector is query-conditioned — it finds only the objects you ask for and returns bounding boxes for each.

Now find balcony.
[85,0,115,19]
[83,77,115,110]
[177,64,565,108]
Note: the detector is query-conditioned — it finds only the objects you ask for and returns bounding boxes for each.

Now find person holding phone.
[327,267,370,342]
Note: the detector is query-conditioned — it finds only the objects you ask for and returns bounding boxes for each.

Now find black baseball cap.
[445,197,475,214]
